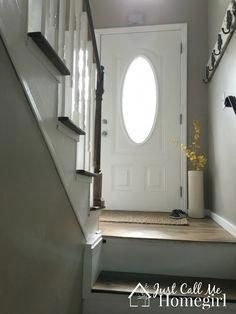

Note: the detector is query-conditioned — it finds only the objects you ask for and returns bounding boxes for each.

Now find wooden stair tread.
[93,271,236,302]
[76,170,98,177]
[58,117,85,135]
[28,32,70,76]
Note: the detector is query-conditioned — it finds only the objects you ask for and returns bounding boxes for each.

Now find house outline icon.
[128,283,151,308]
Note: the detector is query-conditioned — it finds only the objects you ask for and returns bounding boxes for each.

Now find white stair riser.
[83,293,236,314]
[101,238,236,279]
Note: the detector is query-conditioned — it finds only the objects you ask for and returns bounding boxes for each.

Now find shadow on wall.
[0,38,85,314]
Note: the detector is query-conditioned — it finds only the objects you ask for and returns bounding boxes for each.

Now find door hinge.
[180,42,183,54]
[180,186,183,198]
[180,114,183,125]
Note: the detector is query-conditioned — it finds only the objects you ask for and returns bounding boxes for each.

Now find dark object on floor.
[170,209,187,219]
[178,209,187,217]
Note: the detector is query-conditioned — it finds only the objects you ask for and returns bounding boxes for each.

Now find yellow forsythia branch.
[174,120,207,171]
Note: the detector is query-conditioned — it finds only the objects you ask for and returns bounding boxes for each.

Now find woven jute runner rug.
[100,210,188,226]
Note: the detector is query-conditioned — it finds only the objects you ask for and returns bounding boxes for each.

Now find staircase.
[0,0,105,241]
[83,215,236,314]
[1,2,236,314]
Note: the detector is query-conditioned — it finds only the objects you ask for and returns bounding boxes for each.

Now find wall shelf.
[58,117,85,135]
[28,32,70,76]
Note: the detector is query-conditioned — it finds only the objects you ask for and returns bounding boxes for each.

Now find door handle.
[102,131,108,137]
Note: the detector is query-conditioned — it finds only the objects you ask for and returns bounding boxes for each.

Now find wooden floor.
[99,211,236,243]
[93,271,236,301]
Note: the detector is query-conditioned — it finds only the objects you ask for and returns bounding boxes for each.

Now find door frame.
[96,23,188,210]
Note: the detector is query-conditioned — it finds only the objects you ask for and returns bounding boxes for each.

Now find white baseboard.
[206,210,236,237]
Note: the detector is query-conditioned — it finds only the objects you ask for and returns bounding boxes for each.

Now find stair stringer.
[0,0,98,239]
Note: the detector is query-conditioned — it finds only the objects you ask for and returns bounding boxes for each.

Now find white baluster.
[89,63,97,171]
[48,0,59,50]
[84,41,93,171]
[64,0,75,74]
[76,11,89,171]
[28,0,43,33]
[58,0,66,59]
[41,0,50,40]
[57,0,66,117]
[71,0,83,126]
[78,12,88,130]
[63,0,75,119]
[89,64,96,205]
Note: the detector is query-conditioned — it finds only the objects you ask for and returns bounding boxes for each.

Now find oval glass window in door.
[122,56,158,144]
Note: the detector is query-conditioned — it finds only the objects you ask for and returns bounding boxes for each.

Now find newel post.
[93,66,105,208]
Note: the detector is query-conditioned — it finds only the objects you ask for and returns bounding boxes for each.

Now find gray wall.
[0,39,84,314]
[208,0,236,224]
[90,0,209,158]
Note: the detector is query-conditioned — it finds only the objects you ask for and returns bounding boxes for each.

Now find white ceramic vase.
[188,170,204,218]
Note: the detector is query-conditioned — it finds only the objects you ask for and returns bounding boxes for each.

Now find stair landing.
[99,211,236,243]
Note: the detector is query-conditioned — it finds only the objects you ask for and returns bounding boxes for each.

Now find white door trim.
[96,23,188,210]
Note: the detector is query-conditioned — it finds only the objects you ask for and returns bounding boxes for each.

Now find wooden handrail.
[83,0,103,83]
[83,0,105,209]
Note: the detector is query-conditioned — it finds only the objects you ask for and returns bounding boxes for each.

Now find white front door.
[97,25,187,212]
